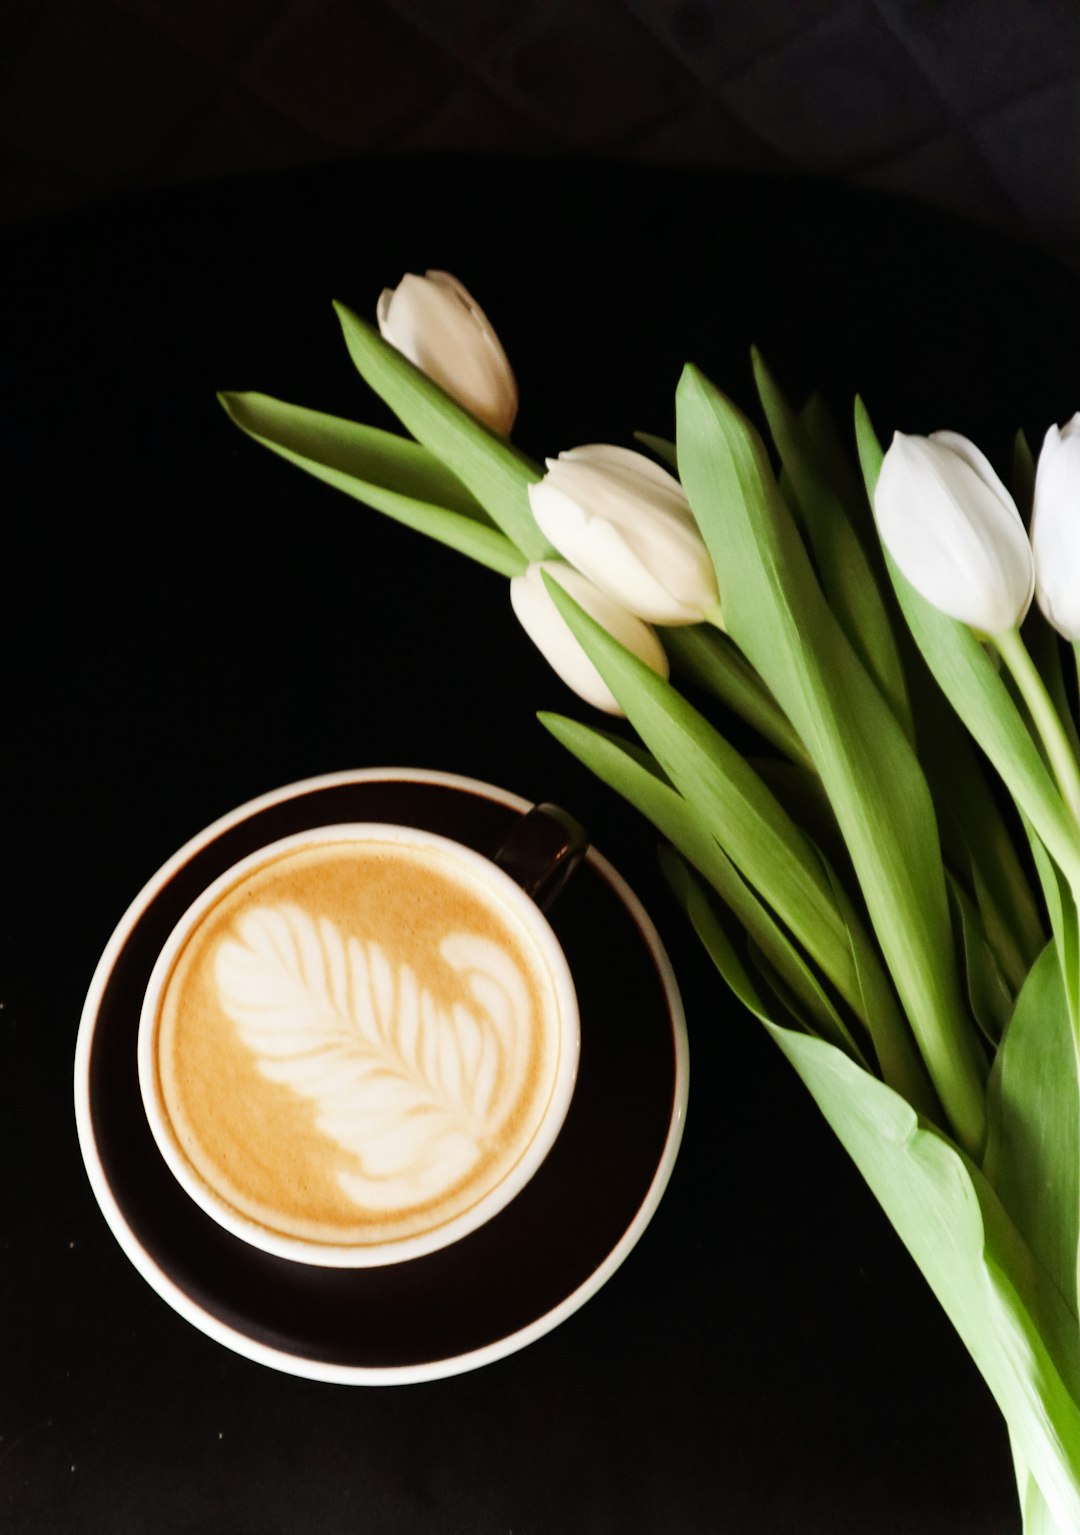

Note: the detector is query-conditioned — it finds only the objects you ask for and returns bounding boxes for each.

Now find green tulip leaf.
[918,671,1046,995]
[799,391,872,535]
[770,1020,1080,1531]
[854,400,1080,893]
[658,844,773,1022]
[1012,1448,1067,1535]
[947,874,1014,1045]
[218,391,525,577]
[542,712,866,1059]
[663,625,813,769]
[672,850,1080,1529]
[752,350,912,738]
[1024,823,1080,1036]
[539,574,872,1022]
[633,432,679,470]
[677,365,987,1155]
[984,942,1080,1320]
[841,402,1043,990]
[333,302,552,560]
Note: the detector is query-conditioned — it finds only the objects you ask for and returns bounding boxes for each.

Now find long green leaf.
[984,943,1080,1320]
[799,391,872,535]
[752,350,912,736]
[924,687,1046,995]
[675,852,1080,1527]
[333,303,552,560]
[677,365,987,1155]
[658,845,772,1021]
[1024,822,1080,1038]
[541,576,868,1017]
[661,844,861,1055]
[1012,1439,1071,1535]
[947,875,1014,1044]
[218,391,525,577]
[633,432,679,470]
[541,713,867,1061]
[832,403,1043,988]
[769,1025,1080,1531]
[663,626,813,768]
[854,400,1080,893]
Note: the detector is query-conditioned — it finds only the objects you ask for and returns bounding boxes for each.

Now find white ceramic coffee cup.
[137,821,581,1267]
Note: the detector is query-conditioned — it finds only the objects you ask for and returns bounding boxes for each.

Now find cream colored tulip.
[377,271,518,435]
[528,445,719,626]
[509,561,668,716]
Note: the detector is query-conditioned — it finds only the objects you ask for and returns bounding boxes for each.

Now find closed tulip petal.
[1031,413,1080,640]
[527,445,719,625]
[874,431,1034,633]
[509,561,669,715]
[376,271,518,435]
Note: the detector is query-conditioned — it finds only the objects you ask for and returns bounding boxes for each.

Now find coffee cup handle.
[491,803,589,914]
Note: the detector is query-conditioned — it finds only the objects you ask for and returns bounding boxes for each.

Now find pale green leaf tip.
[216,390,248,424]
[540,568,575,609]
[537,711,583,747]
[332,298,371,337]
[678,360,708,394]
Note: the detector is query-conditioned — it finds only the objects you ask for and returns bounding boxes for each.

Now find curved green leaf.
[543,714,867,1060]
[333,303,551,560]
[753,350,912,737]
[663,626,812,768]
[540,576,871,1020]
[677,365,987,1155]
[984,942,1080,1320]
[218,391,525,576]
[769,1025,1080,1532]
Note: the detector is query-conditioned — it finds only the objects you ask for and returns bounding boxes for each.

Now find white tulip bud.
[873,430,1034,633]
[1031,413,1080,641]
[527,445,720,626]
[376,270,518,435]
[509,560,669,716]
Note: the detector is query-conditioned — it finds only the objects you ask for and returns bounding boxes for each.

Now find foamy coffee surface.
[153,837,561,1250]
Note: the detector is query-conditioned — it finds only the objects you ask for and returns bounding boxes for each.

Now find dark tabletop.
[5,155,1080,1534]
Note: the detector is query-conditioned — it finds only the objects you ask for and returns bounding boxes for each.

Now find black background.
[5,156,1079,1532]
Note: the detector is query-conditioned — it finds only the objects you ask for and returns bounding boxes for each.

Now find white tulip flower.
[527,445,720,626]
[1031,413,1080,641]
[376,270,518,435]
[509,560,669,716]
[873,430,1034,633]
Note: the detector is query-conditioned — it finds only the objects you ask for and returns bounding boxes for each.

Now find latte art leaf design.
[213,904,535,1211]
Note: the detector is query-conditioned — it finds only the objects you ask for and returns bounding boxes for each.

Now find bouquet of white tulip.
[220,272,1080,1533]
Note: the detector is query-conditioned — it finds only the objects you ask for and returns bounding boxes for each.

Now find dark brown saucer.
[74,769,688,1383]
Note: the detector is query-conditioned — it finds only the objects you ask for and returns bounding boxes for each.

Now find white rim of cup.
[74,767,689,1385]
[136,820,582,1268]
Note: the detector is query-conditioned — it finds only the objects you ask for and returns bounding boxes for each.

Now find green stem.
[995,628,1080,1065]
[994,627,1080,830]
[703,599,725,632]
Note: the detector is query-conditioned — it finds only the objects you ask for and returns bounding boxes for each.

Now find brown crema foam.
[152,837,562,1250]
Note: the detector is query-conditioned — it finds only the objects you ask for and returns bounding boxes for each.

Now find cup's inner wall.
[148,829,572,1257]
